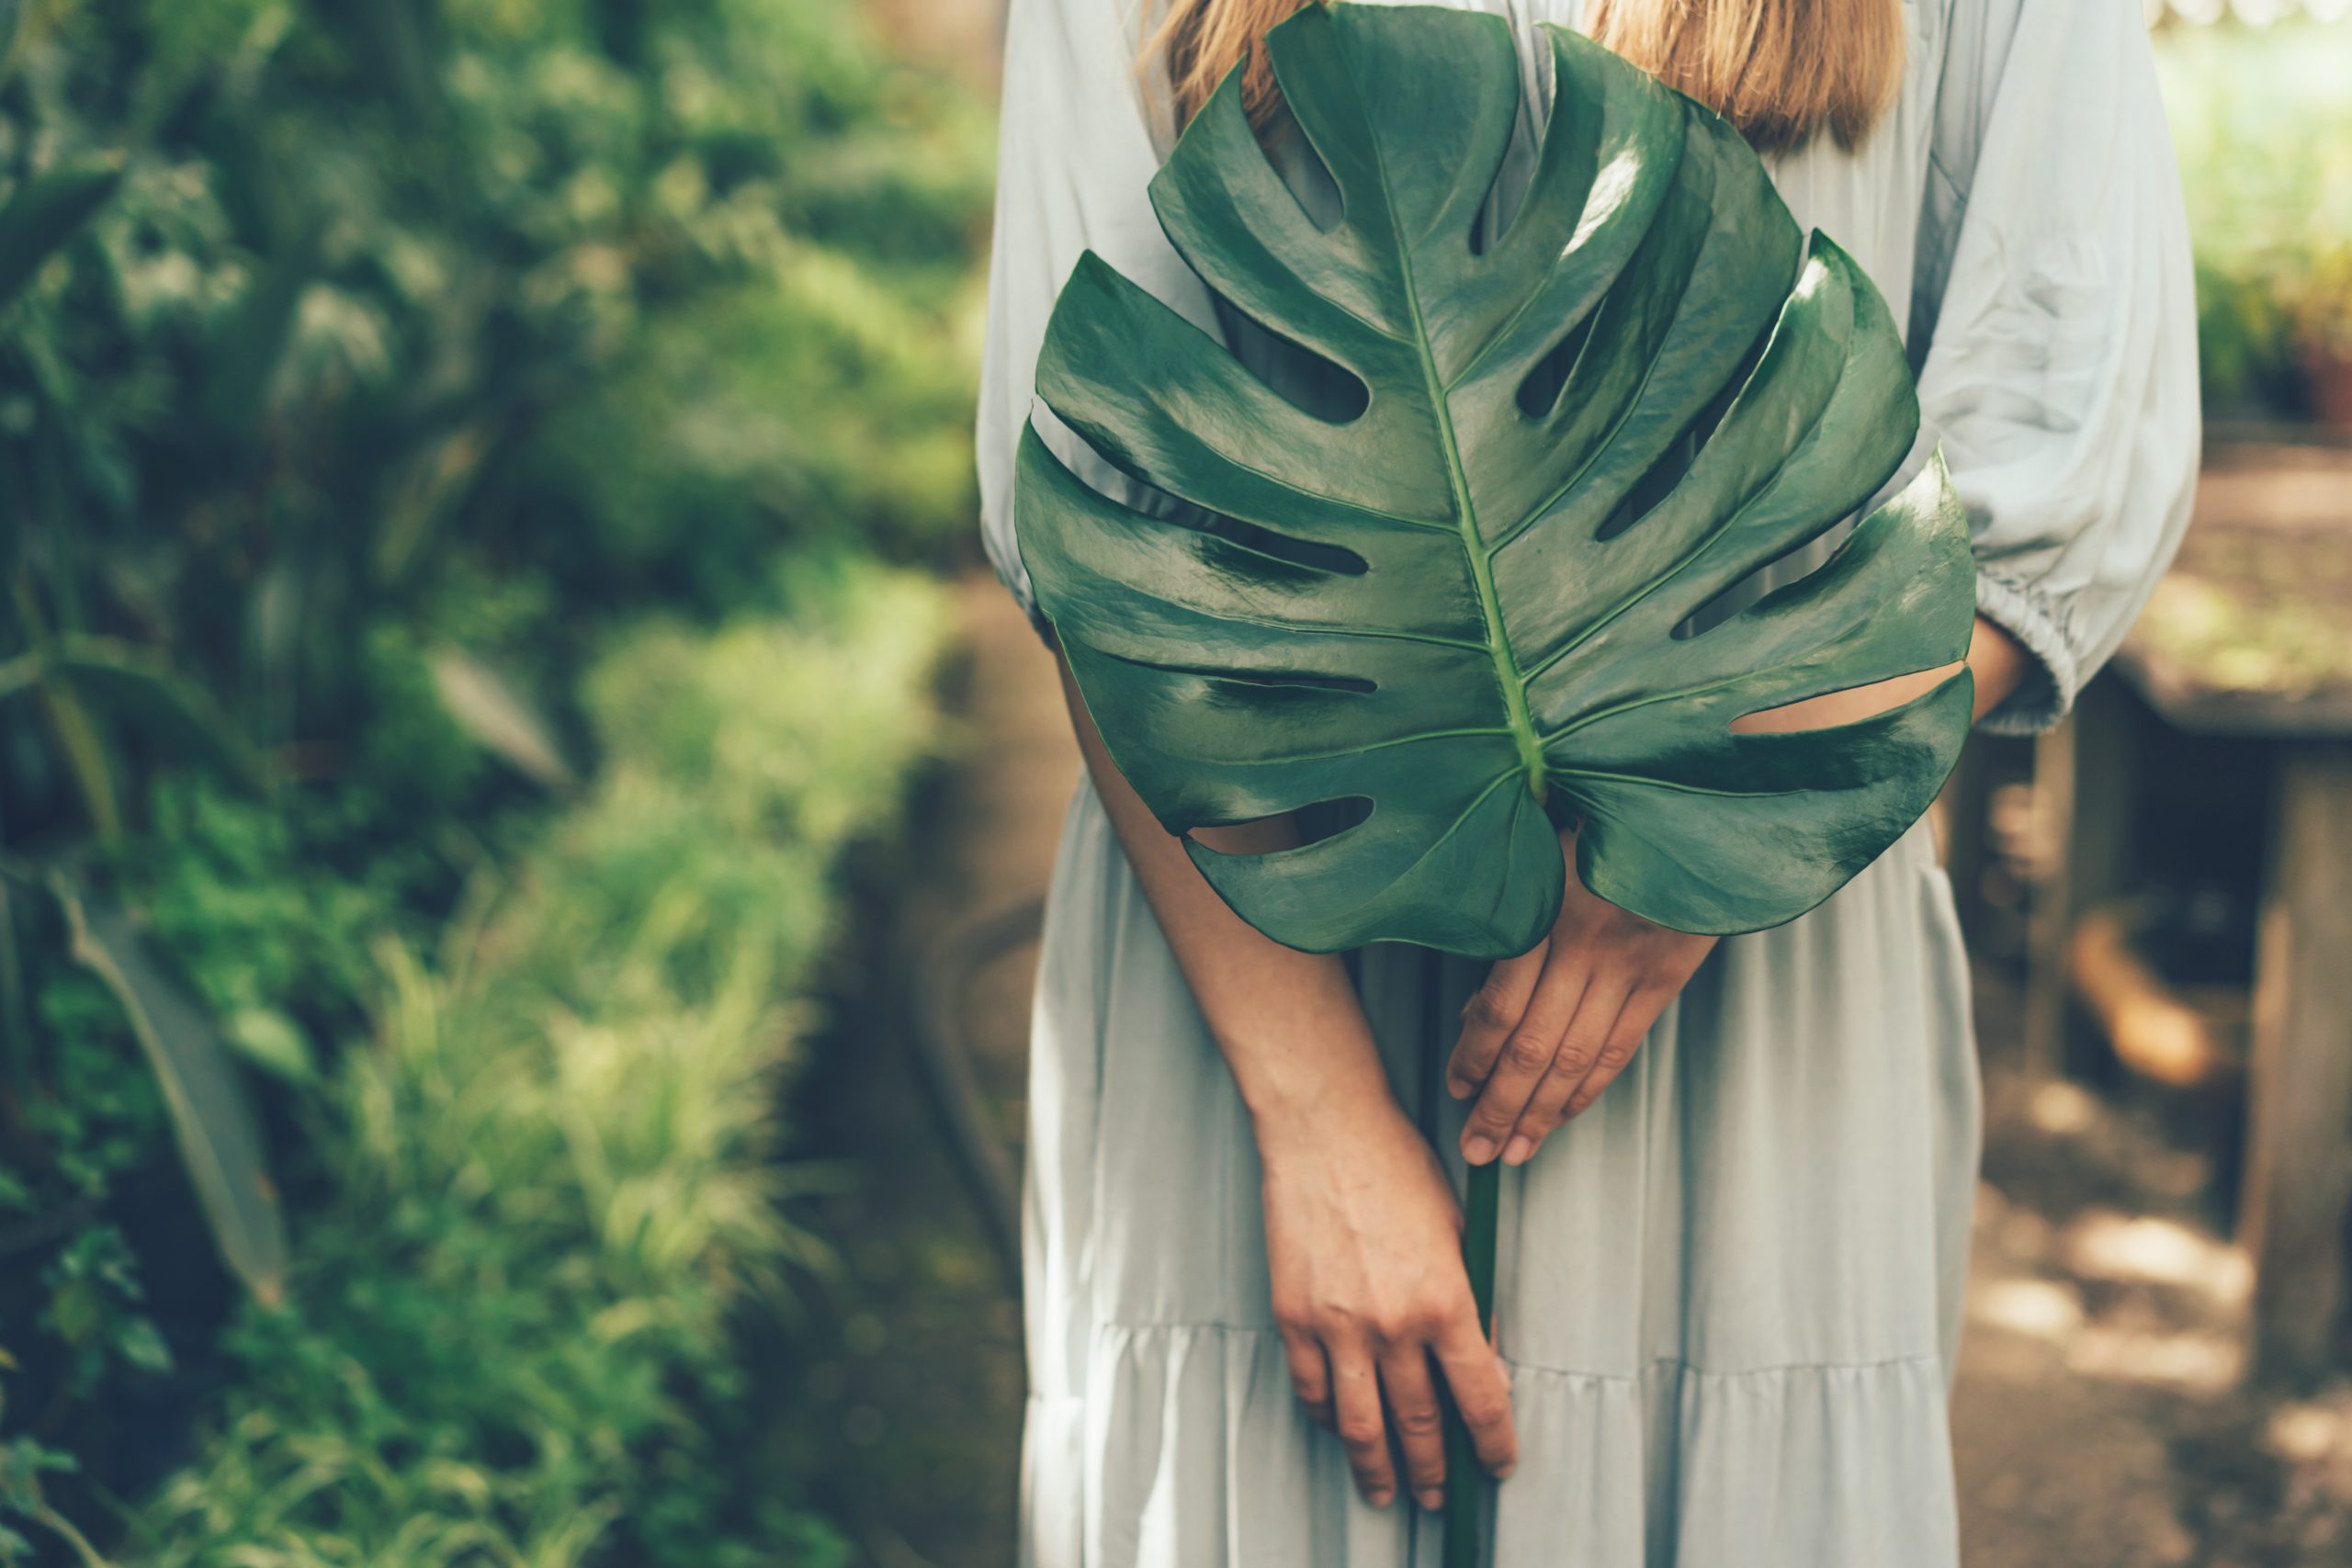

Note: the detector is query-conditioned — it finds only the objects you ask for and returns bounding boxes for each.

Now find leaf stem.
[1444,1157,1500,1566]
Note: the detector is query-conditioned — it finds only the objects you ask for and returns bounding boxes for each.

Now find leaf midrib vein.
[1362,121,1549,807]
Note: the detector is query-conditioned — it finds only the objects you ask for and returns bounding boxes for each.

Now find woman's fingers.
[1459,959,1587,1165]
[1279,1325,1333,1429]
[1564,986,1673,1121]
[1329,1344,1396,1506]
[1502,981,1634,1163]
[1432,1307,1518,1479]
[1378,1344,1450,1511]
[1447,940,1545,1099]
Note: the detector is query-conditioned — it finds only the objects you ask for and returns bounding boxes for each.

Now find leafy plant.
[2155,17,2352,410]
[1015,9,1977,1557]
[131,557,942,1568]
[0,152,121,313]
[0,1430,109,1568]
[49,872,286,1303]
[0,0,985,1553]
[1020,6,1973,960]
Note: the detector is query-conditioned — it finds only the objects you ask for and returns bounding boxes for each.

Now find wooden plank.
[2021,683,2142,1079]
[2114,657,2352,741]
[2066,680,2141,942]
[2115,442,2352,739]
[1935,734,1995,935]
[2238,741,2352,1383]
[2022,716,2077,1082]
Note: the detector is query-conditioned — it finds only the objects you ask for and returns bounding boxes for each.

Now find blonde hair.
[1147,0,1904,154]
[1145,0,1309,131]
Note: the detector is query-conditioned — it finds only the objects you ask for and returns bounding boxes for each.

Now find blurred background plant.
[2155,14,2352,423]
[0,0,985,1559]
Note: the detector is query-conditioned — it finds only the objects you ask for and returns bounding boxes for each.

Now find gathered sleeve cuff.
[1909,0,2201,735]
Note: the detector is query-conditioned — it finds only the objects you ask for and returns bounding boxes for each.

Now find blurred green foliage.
[130,561,947,1566]
[0,0,983,1558]
[2155,18,2352,413]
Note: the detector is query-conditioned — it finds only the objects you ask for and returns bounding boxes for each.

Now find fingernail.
[1447,1075,1472,1100]
[1502,1134,1534,1165]
[1462,1134,1498,1165]
[1418,1487,1443,1511]
[1496,1461,1516,1481]
[1367,1487,1393,1508]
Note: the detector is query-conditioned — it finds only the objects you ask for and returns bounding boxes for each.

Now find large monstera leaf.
[1015,2,1976,959]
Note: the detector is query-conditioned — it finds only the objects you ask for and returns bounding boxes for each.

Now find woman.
[975,0,2197,1562]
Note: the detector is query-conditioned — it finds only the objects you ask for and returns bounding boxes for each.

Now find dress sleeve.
[1909,0,2200,735]
[975,0,1219,636]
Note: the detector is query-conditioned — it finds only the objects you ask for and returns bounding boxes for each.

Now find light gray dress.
[973,2,2199,1563]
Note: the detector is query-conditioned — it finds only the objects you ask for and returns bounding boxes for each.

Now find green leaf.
[114,1316,174,1376]
[201,223,321,438]
[1016,6,1975,956]
[49,636,270,794]
[427,648,579,794]
[222,1007,319,1086]
[50,872,288,1306]
[0,154,125,314]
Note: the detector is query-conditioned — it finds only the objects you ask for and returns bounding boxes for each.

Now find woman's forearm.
[1052,651,1398,1139]
[1054,650,1519,1506]
[1959,615,2030,723]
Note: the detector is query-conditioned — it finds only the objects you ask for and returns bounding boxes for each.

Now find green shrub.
[127,558,947,1567]
[0,0,983,1555]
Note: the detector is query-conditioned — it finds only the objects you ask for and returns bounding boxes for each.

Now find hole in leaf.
[1671,513,1858,641]
[1467,74,1543,258]
[1515,309,1597,420]
[1189,795,1374,853]
[1200,666,1376,695]
[1259,106,1347,234]
[1595,427,1702,542]
[1212,296,1373,423]
[1726,663,1965,734]
[1594,322,1764,541]
[1042,413,1368,577]
[1098,644,1377,698]
[1198,513,1368,576]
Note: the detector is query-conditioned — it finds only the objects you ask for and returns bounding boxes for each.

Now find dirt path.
[763,579,1069,1567]
[796,573,2352,1567]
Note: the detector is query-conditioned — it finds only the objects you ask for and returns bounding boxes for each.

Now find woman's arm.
[1055,650,1390,1132]
[1052,649,1517,1512]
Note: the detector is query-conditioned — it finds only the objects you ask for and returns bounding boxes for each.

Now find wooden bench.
[2106,441,2352,1383]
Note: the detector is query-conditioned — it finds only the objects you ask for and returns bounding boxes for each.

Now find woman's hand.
[1258,1093,1518,1512]
[1447,829,1716,1166]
